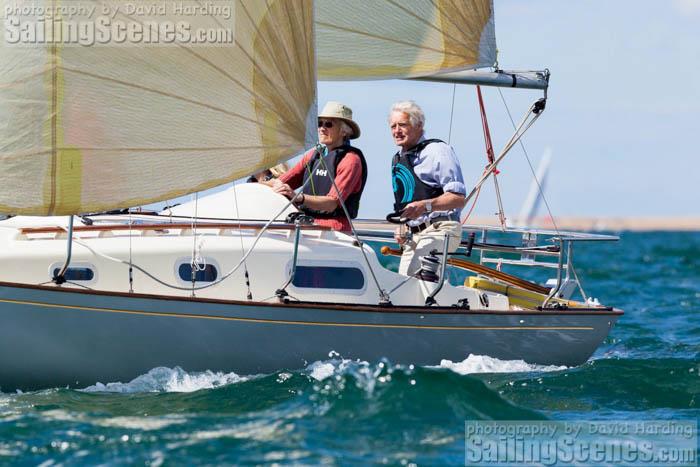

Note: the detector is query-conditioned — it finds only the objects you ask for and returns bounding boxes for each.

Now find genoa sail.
[316,0,496,80]
[0,0,317,215]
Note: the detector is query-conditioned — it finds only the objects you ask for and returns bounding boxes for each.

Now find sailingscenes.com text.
[3,1,235,46]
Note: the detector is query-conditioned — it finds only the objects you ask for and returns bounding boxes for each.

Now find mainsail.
[0,0,317,215]
[316,0,496,80]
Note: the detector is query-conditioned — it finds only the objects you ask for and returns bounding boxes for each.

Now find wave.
[437,354,566,375]
[73,352,568,396]
[481,356,699,412]
[81,366,248,393]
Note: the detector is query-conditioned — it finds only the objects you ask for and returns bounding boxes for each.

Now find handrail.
[380,246,551,295]
[20,222,330,235]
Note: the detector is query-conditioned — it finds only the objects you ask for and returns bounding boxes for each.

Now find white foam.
[82,366,247,393]
[438,354,566,375]
[308,362,337,381]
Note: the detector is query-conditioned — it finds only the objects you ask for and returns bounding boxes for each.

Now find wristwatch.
[425,200,432,213]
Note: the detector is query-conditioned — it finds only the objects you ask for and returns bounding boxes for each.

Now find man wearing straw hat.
[268,101,367,232]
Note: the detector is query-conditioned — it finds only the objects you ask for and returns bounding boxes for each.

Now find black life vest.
[301,144,367,219]
[392,138,445,212]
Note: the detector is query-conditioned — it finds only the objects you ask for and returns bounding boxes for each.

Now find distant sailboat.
[512,149,552,228]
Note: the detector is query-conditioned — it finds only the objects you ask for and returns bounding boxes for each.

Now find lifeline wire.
[60,153,327,292]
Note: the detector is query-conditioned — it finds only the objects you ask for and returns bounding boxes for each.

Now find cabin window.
[178,263,218,283]
[52,267,94,281]
[292,266,365,290]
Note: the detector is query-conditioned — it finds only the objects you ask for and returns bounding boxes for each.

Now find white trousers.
[398,221,462,277]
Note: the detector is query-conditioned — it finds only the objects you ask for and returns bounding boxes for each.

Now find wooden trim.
[0,280,624,316]
[20,222,330,235]
[380,246,551,294]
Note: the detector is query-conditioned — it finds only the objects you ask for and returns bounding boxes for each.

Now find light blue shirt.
[399,135,466,225]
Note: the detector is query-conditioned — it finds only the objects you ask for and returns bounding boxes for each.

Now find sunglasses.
[318,119,334,129]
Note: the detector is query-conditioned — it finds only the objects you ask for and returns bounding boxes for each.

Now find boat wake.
[81,367,248,393]
[76,353,566,395]
[438,354,567,374]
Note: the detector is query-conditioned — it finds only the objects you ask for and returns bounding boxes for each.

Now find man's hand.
[401,200,427,220]
[394,226,407,245]
[271,179,294,199]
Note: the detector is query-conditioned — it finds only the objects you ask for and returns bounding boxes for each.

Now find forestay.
[0,0,317,215]
[316,0,496,80]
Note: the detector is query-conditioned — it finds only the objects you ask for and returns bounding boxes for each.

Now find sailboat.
[0,0,621,390]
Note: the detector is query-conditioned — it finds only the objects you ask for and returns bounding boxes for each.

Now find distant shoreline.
[469,216,700,232]
[356,217,700,232]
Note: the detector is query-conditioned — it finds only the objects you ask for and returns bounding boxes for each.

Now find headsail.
[0,0,317,215]
[316,0,496,80]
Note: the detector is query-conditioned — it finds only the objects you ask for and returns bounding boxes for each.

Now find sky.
[314,0,700,220]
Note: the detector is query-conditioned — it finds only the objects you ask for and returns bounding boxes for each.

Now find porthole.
[51,267,95,281]
[177,263,218,283]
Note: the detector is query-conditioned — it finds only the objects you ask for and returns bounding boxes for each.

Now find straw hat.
[318,101,361,139]
[268,162,289,178]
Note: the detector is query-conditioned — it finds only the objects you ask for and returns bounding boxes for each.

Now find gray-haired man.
[389,100,466,276]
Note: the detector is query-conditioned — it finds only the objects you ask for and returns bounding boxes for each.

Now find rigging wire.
[447,83,457,144]
[476,86,507,229]
[496,88,560,234]
[190,192,200,296]
[462,99,544,209]
[128,212,134,293]
[496,90,590,300]
[232,182,253,300]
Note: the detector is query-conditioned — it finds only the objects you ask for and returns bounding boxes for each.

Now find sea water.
[0,232,697,464]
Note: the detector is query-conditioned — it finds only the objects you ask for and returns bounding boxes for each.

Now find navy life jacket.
[392,139,445,212]
[301,144,367,219]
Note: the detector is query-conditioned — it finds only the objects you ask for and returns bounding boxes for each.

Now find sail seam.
[107,1,305,132]
[58,66,300,140]
[315,21,465,58]
[429,0,480,50]
[239,0,307,126]
[386,0,474,52]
